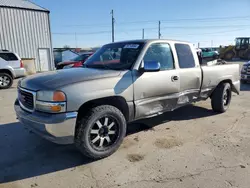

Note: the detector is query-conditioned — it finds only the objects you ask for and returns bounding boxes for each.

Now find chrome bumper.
[14,99,77,144]
[241,74,250,81]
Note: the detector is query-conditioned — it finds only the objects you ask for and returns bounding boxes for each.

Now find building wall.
[0,7,53,71]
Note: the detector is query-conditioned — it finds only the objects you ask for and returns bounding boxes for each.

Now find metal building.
[0,0,53,71]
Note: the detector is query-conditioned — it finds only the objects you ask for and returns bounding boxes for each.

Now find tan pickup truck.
[15,39,240,159]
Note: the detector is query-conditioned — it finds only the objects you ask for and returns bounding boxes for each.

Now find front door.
[38,48,50,71]
[133,43,180,119]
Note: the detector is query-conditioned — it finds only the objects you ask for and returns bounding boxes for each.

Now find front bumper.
[14,99,77,144]
[13,68,26,78]
[241,74,250,81]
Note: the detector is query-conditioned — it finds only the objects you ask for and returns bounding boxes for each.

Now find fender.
[0,64,16,78]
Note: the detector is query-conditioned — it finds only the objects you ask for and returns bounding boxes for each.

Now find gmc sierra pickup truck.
[15,39,240,159]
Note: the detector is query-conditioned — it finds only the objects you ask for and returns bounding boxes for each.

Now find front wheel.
[211,83,232,113]
[75,105,127,159]
[224,51,235,61]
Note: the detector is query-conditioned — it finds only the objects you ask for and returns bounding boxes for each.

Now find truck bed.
[201,62,240,95]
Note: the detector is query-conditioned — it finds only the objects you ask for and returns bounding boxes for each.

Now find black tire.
[211,83,232,113]
[75,105,127,159]
[224,51,235,61]
[213,54,219,59]
[246,51,250,60]
[0,73,13,89]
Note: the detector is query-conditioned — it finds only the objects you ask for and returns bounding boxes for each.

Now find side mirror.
[141,60,160,72]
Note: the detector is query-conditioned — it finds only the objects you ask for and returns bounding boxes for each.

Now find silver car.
[0,50,26,89]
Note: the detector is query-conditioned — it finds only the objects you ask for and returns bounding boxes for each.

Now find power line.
[53,31,111,35]
[52,26,249,37]
[160,24,250,30]
[117,15,250,25]
[61,15,250,28]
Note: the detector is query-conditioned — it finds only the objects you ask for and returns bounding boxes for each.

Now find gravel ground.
[1,61,250,188]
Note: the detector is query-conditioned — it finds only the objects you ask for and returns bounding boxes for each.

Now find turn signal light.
[50,105,62,112]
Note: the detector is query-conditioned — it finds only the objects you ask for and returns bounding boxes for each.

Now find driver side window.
[143,43,174,70]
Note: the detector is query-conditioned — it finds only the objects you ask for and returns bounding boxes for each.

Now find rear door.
[133,42,180,119]
[0,52,20,68]
[175,43,202,104]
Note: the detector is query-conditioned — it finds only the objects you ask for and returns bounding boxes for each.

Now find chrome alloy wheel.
[89,116,119,150]
[0,75,10,87]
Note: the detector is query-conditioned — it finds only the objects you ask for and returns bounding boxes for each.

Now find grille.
[247,66,250,74]
[18,88,34,111]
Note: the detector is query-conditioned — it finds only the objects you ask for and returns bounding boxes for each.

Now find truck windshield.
[84,42,144,70]
[235,38,241,46]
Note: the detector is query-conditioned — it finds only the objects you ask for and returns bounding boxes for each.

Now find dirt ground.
[1,61,250,188]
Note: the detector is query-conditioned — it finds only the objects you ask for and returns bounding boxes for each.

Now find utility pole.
[198,42,200,48]
[211,40,213,47]
[75,32,77,48]
[111,9,115,42]
[142,29,144,39]
[158,21,161,39]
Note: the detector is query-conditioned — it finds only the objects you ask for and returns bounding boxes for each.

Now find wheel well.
[210,79,232,98]
[75,96,129,134]
[0,69,13,78]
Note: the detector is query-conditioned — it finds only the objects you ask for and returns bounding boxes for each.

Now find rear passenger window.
[143,43,174,70]
[175,44,195,68]
[0,53,18,61]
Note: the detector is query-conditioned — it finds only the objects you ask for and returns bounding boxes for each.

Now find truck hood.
[20,68,121,91]
[243,61,250,66]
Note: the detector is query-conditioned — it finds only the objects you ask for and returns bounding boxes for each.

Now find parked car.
[201,48,219,59]
[0,50,26,89]
[241,61,250,83]
[15,39,240,159]
[56,52,93,69]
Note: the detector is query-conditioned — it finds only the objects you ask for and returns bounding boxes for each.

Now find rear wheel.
[211,83,232,113]
[0,73,13,89]
[75,105,127,159]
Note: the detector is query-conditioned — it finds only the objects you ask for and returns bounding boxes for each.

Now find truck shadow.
[0,122,93,183]
[127,105,216,135]
[0,105,215,183]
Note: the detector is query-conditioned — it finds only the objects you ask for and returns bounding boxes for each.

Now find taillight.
[20,60,24,68]
[73,62,83,67]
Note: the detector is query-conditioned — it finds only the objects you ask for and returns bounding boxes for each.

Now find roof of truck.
[109,39,190,44]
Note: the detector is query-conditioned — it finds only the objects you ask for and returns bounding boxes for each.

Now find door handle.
[171,76,179,82]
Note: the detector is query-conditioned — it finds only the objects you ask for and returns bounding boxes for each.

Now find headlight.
[36,101,66,113]
[36,91,66,113]
[242,65,247,73]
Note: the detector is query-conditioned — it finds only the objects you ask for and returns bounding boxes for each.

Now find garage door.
[38,48,50,71]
